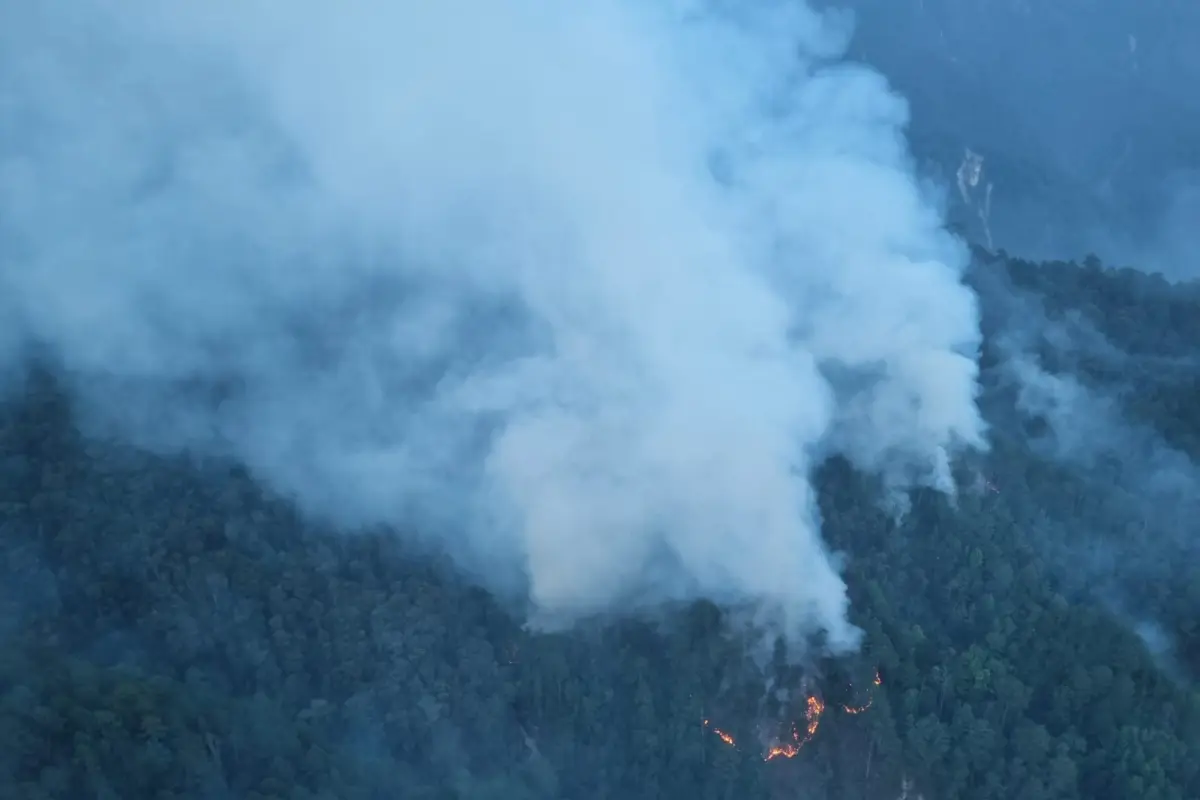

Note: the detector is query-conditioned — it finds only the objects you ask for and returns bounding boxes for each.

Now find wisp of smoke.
[0,0,984,654]
[979,277,1200,668]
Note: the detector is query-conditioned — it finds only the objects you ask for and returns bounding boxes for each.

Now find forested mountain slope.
[1,250,1199,800]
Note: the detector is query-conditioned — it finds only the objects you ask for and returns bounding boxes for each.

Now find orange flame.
[843,669,882,714]
[765,741,802,760]
[805,695,824,739]
[703,719,738,748]
[764,694,825,760]
[764,722,802,760]
[706,665,882,762]
[842,697,873,714]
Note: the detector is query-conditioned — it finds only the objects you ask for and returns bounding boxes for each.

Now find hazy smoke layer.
[0,0,984,651]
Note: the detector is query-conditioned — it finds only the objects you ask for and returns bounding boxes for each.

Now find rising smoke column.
[0,0,984,653]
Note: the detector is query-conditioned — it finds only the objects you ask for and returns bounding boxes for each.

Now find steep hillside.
[1,250,1198,800]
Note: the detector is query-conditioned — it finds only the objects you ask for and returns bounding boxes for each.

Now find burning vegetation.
[842,669,883,715]
[703,668,883,762]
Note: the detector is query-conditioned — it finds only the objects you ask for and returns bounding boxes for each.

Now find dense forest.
[1,248,1199,799]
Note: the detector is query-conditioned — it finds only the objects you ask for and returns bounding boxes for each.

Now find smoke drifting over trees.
[3,2,1200,799]
[0,0,984,653]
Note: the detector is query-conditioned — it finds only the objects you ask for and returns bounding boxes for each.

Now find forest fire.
[842,670,883,715]
[706,669,882,760]
[804,694,824,739]
[764,695,825,760]
[764,728,802,761]
[703,720,737,747]
[842,698,872,714]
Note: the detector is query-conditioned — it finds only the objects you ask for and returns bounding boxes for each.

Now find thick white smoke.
[0,0,984,652]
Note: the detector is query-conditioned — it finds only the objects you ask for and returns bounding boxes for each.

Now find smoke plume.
[0,0,984,652]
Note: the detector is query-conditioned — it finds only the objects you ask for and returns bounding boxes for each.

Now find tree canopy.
[1,249,1198,799]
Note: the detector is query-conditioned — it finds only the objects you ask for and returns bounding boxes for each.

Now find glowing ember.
[703,719,738,748]
[764,694,826,760]
[765,741,802,760]
[705,665,883,762]
[804,695,824,739]
[842,697,872,714]
[843,669,882,714]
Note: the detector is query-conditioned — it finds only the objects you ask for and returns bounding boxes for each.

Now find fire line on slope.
[703,668,883,761]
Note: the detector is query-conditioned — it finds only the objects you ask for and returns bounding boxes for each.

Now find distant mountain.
[822,0,1200,269]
